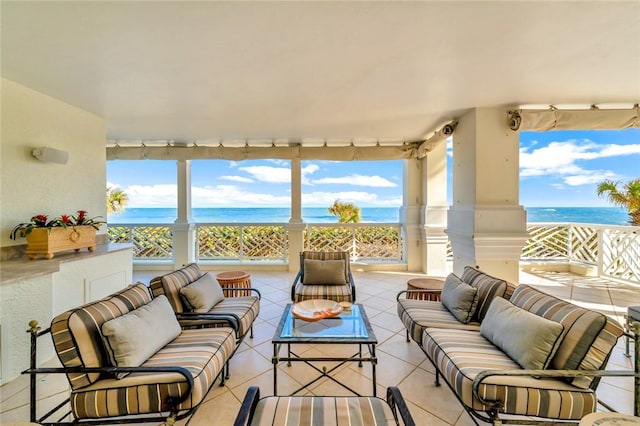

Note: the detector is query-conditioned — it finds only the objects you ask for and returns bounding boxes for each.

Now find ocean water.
[107,206,631,226]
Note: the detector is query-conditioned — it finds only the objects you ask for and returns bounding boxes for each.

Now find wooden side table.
[406,277,445,301]
[216,270,252,297]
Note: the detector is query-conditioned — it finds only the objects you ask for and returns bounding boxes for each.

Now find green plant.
[328,200,361,223]
[596,178,640,226]
[10,210,105,240]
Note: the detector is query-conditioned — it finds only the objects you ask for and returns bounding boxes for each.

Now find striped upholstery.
[51,283,152,390]
[422,328,597,420]
[460,266,513,321]
[293,281,353,303]
[293,251,355,303]
[70,327,235,419]
[151,264,260,339]
[509,284,624,389]
[150,263,204,314]
[179,296,260,337]
[247,396,397,426]
[397,299,481,342]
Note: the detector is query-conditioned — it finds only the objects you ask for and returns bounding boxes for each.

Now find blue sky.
[107,129,640,208]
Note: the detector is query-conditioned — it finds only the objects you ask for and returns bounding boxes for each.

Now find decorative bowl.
[291,299,344,322]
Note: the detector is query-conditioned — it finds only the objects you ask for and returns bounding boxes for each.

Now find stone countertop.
[0,243,133,285]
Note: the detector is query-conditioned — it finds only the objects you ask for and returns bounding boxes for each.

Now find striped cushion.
[248,396,397,426]
[509,284,623,389]
[460,266,510,321]
[422,327,597,420]
[50,283,152,390]
[70,327,235,419]
[150,263,204,314]
[293,281,353,303]
[179,296,260,337]
[397,299,480,343]
[300,251,350,284]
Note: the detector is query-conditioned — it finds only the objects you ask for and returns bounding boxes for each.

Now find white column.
[422,140,449,276]
[286,158,305,271]
[173,159,196,268]
[446,107,528,283]
[400,159,423,271]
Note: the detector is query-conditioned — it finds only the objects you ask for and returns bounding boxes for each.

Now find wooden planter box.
[26,226,97,260]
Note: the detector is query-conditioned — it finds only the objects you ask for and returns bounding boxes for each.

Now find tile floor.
[1,268,638,425]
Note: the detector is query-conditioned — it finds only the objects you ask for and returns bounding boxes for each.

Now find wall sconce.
[32,147,69,164]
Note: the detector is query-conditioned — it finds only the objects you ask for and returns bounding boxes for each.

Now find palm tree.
[107,186,129,214]
[596,179,640,226]
[328,200,361,223]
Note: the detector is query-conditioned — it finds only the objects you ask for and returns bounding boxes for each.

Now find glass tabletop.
[273,303,377,344]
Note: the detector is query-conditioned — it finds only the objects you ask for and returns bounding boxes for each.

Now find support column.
[400,159,423,271]
[446,107,528,283]
[286,158,305,272]
[173,160,196,268]
[422,140,449,276]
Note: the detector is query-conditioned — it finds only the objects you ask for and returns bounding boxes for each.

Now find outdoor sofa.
[397,266,635,425]
[24,282,237,424]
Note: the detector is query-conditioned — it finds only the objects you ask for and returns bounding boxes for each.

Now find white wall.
[0,78,107,247]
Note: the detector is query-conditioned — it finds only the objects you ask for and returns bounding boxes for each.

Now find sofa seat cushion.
[293,281,352,303]
[50,283,153,390]
[422,328,596,420]
[248,396,397,426]
[179,296,260,337]
[509,284,624,388]
[69,327,236,419]
[397,299,480,343]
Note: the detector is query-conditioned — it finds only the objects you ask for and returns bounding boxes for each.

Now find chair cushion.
[247,396,397,426]
[101,295,182,378]
[461,266,509,322]
[50,283,152,390]
[509,284,623,389]
[300,251,350,284]
[303,258,348,285]
[180,272,225,312]
[149,263,204,313]
[441,273,478,324]
[70,327,236,419]
[293,281,352,303]
[178,296,260,338]
[422,327,597,420]
[480,297,563,369]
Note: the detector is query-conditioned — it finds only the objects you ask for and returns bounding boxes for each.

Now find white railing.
[109,221,638,284]
[524,223,640,284]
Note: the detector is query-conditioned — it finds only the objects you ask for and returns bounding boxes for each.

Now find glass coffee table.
[272,303,378,396]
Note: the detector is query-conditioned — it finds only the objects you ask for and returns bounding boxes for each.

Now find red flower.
[32,215,48,226]
[76,210,87,224]
[60,215,72,224]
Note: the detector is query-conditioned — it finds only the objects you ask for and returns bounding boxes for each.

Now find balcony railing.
[108,221,638,284]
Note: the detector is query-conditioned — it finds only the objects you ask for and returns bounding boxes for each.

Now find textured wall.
[0,78,107,248]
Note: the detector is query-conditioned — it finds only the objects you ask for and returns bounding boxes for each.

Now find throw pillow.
[303,259,348,285]
[101,295,181,378]
[179,272,225,312]
[441,273,479,324]
[480,297,564,370]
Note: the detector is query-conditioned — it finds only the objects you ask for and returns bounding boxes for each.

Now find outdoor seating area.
[3,267,638,425]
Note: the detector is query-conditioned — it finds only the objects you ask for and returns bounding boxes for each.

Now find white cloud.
[219,175,254,183]
[311,174,397,188]
[125,184,177,207]
[192,185,290,206]
[519,140,638,186]
[302,191,401,206]
[239,166,290,183]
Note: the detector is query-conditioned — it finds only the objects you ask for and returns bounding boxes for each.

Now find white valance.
[106,143,420,161]
[508,106,640,131]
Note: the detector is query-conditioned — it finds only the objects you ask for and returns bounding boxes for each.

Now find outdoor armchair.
[291,250,355,303]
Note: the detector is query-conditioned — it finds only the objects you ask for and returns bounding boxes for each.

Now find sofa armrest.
[176,312,240,336]
[233,386,261,426]
[221,287,262,299]
[396,289,442,301]
[387,386,415,426]
[291,271,303,301]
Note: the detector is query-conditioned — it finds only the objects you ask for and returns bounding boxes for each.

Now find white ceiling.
[2,1,639,144]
